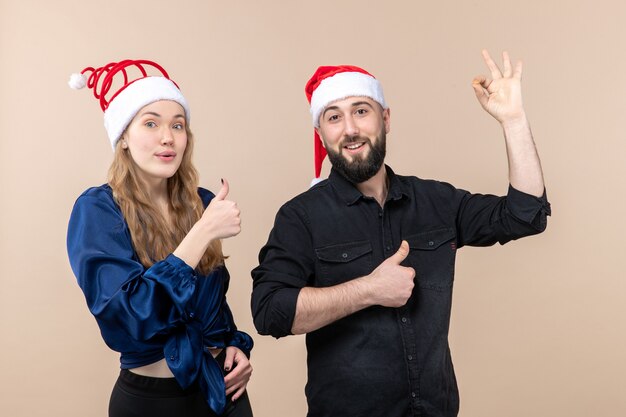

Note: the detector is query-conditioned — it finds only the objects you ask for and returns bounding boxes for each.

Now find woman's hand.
[201,179,241,241]
[223,346,253,401]
[172,179,241,268]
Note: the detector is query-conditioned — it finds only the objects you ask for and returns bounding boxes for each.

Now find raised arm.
[173,179,241,268]
[472,50,545,197]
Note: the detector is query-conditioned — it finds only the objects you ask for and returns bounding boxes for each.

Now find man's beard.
[325,130,386,184]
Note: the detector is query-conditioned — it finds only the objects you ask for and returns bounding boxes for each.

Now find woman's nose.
[161,130,174,145]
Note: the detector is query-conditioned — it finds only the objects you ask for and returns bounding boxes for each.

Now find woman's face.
[122,100,188,189]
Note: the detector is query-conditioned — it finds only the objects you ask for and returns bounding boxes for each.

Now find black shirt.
[251,165,550,417]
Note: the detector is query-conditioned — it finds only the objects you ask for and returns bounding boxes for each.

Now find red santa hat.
[305,65,387,186]
[68,59,190,150]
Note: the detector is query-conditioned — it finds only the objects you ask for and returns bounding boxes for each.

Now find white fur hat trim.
[309,71,387,127]
[103,77,190,149]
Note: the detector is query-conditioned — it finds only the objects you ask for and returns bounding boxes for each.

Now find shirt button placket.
[379,210,391,254]
[399,312,420,408]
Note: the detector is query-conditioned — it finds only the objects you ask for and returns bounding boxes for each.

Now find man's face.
[316,96,390,183]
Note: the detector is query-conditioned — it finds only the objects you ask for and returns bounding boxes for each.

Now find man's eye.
[356,108,367,115]
[328,115,339,122]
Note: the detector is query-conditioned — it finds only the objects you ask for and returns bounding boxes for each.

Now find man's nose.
[344,116,359,136]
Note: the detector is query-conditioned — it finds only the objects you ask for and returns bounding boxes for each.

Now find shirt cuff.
[226,331,254,357]
[506,185,551,225]
[163,253,198,320]
[262,287,302,338]
[164,253,195,273]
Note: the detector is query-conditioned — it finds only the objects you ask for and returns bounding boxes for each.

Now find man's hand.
[472,49,545,197]
[472,50,526,126]
[291,240,416,334]
[365,240,415,308]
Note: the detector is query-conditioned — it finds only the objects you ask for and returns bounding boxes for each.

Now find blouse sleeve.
[67,190,198,346]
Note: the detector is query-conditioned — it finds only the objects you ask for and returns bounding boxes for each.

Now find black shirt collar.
[328,164,409,206]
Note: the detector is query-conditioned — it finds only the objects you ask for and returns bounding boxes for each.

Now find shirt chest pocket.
[314,240,373,287]
[405,228,456,291]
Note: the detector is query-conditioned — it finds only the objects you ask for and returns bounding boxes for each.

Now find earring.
[121,140,128,149]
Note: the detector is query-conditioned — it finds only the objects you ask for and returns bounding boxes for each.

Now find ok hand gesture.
[472,50,526,125]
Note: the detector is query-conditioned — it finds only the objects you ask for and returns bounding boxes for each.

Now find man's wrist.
[501,113,530,133]
[352,274,376,307]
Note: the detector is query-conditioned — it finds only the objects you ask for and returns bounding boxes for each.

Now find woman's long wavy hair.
[108,124,224,275]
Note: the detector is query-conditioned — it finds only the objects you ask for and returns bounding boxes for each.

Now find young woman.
[67,59,253,417]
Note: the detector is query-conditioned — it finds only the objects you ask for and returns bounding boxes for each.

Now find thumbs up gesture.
[365,241,415,307]
[201,179,241,240]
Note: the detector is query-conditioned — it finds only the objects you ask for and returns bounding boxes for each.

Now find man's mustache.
[340,135,371,146]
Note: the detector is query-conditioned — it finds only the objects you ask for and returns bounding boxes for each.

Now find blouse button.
[342,253,348,258]
[428,241,435,246]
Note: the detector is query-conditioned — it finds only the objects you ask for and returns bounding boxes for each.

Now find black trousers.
[109,359,253,417]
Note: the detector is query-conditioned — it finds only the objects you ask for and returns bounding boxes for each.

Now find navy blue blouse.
[67,184,253,415]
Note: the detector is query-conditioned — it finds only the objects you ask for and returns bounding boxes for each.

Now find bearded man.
[251,51,550,417]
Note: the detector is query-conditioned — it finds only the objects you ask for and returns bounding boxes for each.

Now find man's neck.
[355,165,388,207]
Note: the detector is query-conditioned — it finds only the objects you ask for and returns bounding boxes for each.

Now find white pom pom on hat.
[68,59,190,150]
[68,73,86,89]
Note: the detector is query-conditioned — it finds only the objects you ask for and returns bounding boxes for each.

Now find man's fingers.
[481,49,502,80]
[213,178,230,201]
[472,75,491,89]
[513,60,523,80]
[472,77,489,109]
[502,51,512,77]
[388,240,410,265]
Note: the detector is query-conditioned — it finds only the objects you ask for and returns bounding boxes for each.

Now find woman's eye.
[173,123,184,130]
[145,121,156,128]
